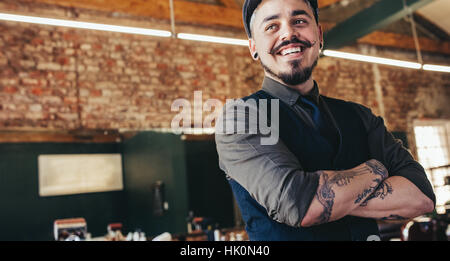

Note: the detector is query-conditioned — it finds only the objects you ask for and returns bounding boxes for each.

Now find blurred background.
[0,0,449,241]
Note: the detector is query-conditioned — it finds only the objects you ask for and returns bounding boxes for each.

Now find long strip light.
[322,49,422,69]
[177,33,248,46]
[422,64,450,73]
[0,12,449,72]
[177,33,450,73]
[0,13,172,37]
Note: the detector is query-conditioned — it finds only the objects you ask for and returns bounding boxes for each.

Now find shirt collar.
[261,76,320,106]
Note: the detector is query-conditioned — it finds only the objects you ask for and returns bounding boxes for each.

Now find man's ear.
[248,38,258,60]
[318,24,324,50]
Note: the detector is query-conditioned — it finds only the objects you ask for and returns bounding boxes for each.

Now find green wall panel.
[0,142,124,240]
[122,132,189,237]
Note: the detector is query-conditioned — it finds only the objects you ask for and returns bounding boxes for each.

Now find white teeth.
[280,47,302,56]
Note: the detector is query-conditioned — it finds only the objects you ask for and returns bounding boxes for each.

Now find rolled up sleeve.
[215,101,320,227]
[353,103,436,206]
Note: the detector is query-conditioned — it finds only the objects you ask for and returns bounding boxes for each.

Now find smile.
[273,43,308,58]
[279,46,304,56]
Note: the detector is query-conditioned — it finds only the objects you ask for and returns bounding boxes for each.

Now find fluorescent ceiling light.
[323,50,422,69]
[177,33,248,46]
[0,13,172,37]
[422,64,450,73]
[1,13,448,72]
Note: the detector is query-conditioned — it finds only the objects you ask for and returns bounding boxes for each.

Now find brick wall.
[0,1,449,137]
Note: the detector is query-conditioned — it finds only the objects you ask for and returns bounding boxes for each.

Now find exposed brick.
[63,96,78,104]
[86,66,100,72]
[53,71,66,80]
[80,44,91,50]
[29,104,42,112]
[157,63,168,70]
[0,6,447,135]
[37,62,61,71]
[65,48,75,55]
[90,89,102,97]
[41,96,62,104]
[62,32,76,42]
[92,43,103,50]
[2,86,18,94]
[31,37,44,46]
[31,87,43,96]
[106,59,116,67]
[58,57,70,66]
[20,60,36,68]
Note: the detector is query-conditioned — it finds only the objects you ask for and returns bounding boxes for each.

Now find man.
[215,0,435,241]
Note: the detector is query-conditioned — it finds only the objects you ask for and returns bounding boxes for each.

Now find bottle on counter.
[186,211,194,234]
[133,231,140,241]
[206,225,215,241]
[214,229,221,241]
[229,232,236,241]
[126,232,133,241]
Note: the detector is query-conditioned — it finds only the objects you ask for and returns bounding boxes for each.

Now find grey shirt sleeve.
[352,103,436,206]
[215,100,320,227]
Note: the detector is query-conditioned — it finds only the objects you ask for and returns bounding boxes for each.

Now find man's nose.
[279,24,297,42]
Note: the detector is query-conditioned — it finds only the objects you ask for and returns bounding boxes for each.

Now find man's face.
[249,0,322,86]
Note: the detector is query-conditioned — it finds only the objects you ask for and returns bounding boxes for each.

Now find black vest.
[229,90,379,241]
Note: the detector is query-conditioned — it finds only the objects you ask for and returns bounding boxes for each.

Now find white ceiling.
[417,0,450,35]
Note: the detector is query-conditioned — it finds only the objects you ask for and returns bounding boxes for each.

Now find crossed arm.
[300,159,389,227]
[301,164,434,227]
[348,176,434,221]
[215,101,435,228]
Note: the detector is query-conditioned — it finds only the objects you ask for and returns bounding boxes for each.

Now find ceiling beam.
[324,0,435,49]
[320,21,450,55]
[319,0,345,9]
[219,0,239,9]
[358,31,450,55]
[24,0,242,27]
[26,0,344,28]
[15,0,450,54]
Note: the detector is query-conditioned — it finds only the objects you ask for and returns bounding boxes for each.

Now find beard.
[261,56,318,86]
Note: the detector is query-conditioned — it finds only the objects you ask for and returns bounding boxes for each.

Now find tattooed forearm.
[360,181,393,206]
[365,160,389,180]
[379,214,408,221]
[313,165,377,225]
[314,172,334,225]
[354,160,389,204]
[311,160,388,226]
[328,169,369,186]
[355,187,375,204]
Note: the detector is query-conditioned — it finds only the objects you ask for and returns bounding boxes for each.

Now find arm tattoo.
[354,160,389,204]
[360,181,393,206]
[380,214,407,221]
[313,160,388,226]
[313,168,371,226]
[314,172,334,225]
[365,160,389,180]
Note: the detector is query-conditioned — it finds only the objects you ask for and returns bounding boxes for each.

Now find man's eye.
[266,24,277,31]
[294,19,306,25]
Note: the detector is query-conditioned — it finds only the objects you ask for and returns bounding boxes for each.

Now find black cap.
[243,0,319,38]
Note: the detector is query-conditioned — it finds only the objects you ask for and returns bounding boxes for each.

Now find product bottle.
[133,231,140,241]
[214,229,221,241]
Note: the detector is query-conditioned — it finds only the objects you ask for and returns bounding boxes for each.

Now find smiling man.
[215,0,436,241]
[249,0,321,91]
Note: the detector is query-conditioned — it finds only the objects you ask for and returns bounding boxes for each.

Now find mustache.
[269,38,317,55]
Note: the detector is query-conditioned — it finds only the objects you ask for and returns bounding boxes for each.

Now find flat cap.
[243,0,319,38]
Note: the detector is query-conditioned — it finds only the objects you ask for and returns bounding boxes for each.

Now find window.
[413,120,450,213]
